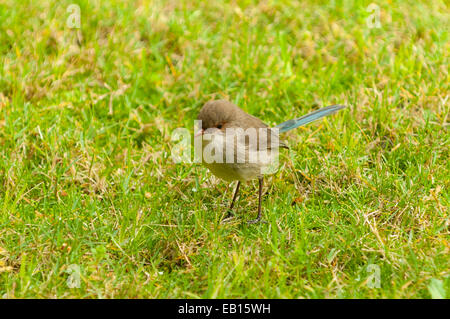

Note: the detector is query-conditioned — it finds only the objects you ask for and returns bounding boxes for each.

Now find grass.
[0,0,449,298]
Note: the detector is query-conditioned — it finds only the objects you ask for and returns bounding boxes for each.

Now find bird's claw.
[247,218,267,225]
[220,211,237,224]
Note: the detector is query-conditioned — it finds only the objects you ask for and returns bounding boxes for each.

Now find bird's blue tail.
[275,104,346,133]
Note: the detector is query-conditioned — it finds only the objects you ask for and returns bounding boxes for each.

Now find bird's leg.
[225,181,240,218]
[248,177,266,224]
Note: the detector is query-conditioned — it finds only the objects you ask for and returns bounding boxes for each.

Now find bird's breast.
[198,131,279,182]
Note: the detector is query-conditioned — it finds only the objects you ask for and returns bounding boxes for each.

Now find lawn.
[0,0,448,298]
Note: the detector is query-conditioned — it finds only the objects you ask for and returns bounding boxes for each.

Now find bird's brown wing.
[236,119,288,151]
[247,115,289,150]
[230,112,288,151]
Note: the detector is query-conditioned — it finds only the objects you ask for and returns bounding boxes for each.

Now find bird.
[195,99,345,224]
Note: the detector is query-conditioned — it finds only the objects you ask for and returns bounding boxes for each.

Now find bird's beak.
[194,129,204,137]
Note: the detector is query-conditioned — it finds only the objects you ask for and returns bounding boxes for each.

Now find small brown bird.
[195,99,345,224]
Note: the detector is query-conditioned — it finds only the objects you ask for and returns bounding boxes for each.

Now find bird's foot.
[247,217,267,225]
[220,211,236,224]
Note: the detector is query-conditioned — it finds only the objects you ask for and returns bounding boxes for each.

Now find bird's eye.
[217,124,223,129]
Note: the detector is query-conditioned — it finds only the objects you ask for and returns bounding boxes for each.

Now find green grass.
[0,0,449,298]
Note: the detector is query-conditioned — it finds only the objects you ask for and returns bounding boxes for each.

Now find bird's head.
[195,100,240,136]
[195,99,267,138]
